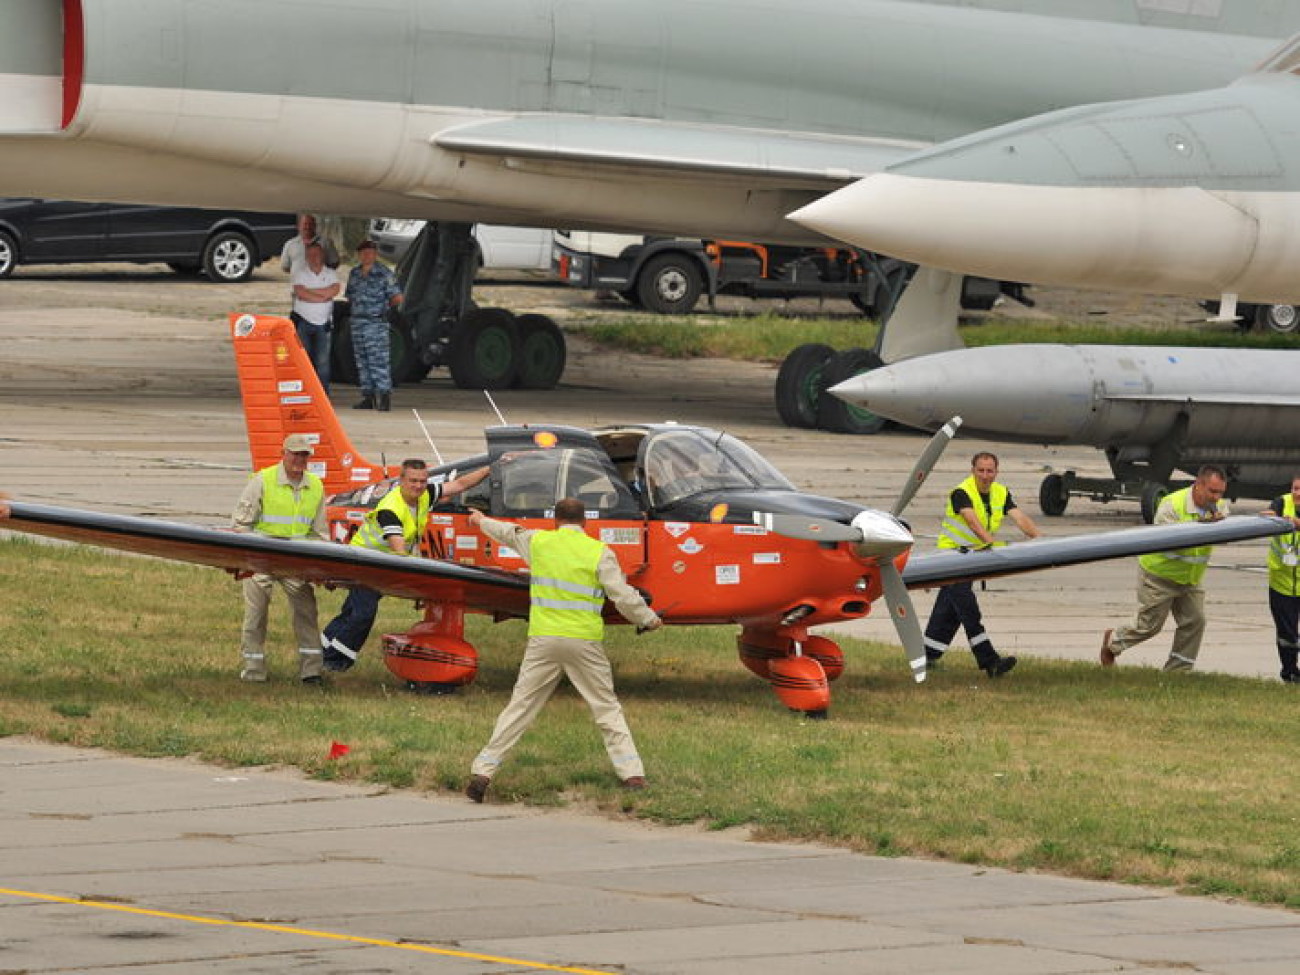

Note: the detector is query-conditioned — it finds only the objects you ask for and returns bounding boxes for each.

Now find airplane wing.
[902,516,1290,589]
[3,502,531,618]
[436,116,917,187]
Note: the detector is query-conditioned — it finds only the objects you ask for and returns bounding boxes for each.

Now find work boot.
[621,776,647,791]
[298,648,324,682]
[1099,629,1117,667]
[376,392,391,412]
[352,395,374,410]
[466,775,490,803]
[982,655,1017,678]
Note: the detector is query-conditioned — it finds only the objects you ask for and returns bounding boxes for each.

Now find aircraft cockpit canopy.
[496,447,641,519]
[1257,33,1300,74]
[640,428,795,509]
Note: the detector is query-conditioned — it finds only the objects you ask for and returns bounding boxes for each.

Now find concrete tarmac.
[4,737,1299,975]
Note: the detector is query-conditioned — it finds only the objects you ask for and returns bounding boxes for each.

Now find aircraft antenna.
[411,409,445,466]
[483,390,509,426]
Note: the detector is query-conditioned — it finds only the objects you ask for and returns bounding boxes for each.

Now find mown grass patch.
[2,537,1297,908]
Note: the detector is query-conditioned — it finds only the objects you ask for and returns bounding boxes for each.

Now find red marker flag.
[328,741,350,759]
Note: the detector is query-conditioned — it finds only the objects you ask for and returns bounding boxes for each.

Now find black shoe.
[352,396,374,410]
[982,655,1017,678]
[926,650,944,669]
[322,652,354,672]
[301,675,324,686]
[1282,672,1300,684]
[466,775,490,803]
[376,393,391,412]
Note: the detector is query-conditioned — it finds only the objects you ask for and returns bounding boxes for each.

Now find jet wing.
[435,116,917,188]
[902,516,1290,589]
[3,502,531,617]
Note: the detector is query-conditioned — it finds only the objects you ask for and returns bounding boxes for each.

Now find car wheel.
[202,231,256,283]
[817,348,888,435]
[636,253,703,314]
[513,314,566,389]
[0,230,17,278]
[448,308,519,389]
[774,343,835,428]
[1253,303,1300,334]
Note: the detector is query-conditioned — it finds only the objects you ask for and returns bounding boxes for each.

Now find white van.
[368,219,551,272]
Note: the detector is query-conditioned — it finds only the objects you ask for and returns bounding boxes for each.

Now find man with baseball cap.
[230,434,328,683]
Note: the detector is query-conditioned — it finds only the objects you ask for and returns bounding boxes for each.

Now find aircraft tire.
[774,343,835,428]
[636,252,703,314]
[513,314,566,389]
[816,348,888,435]
[1039,473,1069,517]
[0,229,16,278]
[201,230,256,283]
[1139,483,1168,525]
[448,307,519,389]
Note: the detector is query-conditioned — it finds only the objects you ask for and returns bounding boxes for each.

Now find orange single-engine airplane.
[3,313,1290,715]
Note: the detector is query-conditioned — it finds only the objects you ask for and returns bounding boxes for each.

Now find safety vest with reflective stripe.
[253,465,323,538]
[529,527,607,640]
[1268,494,1300,596]
[351,485,430,554]
[1139,487,1217,586]
[938,476,1007,550]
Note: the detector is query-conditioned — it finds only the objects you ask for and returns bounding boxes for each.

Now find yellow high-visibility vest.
[253,465,323,539]
[351,485,429,554]
[938,475,1007,550]
[1268,494,1300,596]
[1139,487,1216,586]
[529,527,607,640]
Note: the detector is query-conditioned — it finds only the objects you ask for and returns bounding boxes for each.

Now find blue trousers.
[321,586,382,670]
[351,316,392,395]
[1268,587,1300,681]
[924,580,999,669]
[291,312,332,392]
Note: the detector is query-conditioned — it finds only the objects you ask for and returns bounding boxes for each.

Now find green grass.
[3,538,1298,908]
[570,311,1300,363]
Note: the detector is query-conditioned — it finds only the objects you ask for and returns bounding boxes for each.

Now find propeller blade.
[880,561,928,683]
[752,511,863,543]
[892,415,963,519]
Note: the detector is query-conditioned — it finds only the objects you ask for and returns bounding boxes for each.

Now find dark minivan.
[0,199,298,283]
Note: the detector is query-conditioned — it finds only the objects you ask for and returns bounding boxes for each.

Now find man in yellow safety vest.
[1101,464,1229,671]
[1261,475,1300,684]
[231,433,327,683]
[923,451,1041,678]
[320,457,490,672]
[465,498,661,802]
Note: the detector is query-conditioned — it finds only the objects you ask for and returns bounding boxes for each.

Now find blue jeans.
[291,312,332,392]
[321,585,382,670]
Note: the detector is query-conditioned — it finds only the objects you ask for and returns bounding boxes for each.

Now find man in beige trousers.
[466,499,661,802]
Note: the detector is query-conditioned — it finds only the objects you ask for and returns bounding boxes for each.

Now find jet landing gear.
[385,222,566,390]
[738,626,844,717]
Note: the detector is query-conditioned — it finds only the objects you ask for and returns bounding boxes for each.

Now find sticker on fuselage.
[277,380,303,393]
[429,514,453,524]
[678,538,703,555]
[752,552,782,565]
[350,469,371,481]
[672,560,687,574]
[455,535,478,550]
[307,462,326,477]
[733,524,767,536]
[280,395,312,405]
[234,315,257,337]
[600,528,640,545]
[664,522,690,538]
[715,564,741,585]
[496,545,520,560]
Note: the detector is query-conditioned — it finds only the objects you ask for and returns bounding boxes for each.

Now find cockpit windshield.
[641,428,795,507]
[1257,34,1300,75]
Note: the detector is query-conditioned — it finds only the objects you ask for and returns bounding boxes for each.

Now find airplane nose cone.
[849,509,912,561]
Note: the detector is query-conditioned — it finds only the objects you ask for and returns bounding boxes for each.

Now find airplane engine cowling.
[769,656,830,716]
[382,628,478,688]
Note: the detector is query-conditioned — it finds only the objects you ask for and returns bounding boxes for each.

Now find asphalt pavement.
[3,737,1299,974]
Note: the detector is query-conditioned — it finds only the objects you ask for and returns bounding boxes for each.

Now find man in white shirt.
[290,242,340,391]
[279,213,339,274]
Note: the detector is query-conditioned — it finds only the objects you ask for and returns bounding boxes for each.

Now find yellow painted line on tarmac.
[1,886,616,974]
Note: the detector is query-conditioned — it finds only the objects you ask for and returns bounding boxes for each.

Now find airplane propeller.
[753,417,963,684]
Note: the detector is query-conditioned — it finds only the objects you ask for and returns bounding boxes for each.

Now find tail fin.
[229,314,394,494]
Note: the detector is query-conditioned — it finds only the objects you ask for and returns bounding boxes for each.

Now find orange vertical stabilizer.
[229,313,393,494]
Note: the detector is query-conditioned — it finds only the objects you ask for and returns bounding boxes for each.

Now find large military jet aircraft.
[2,1,1298,253]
